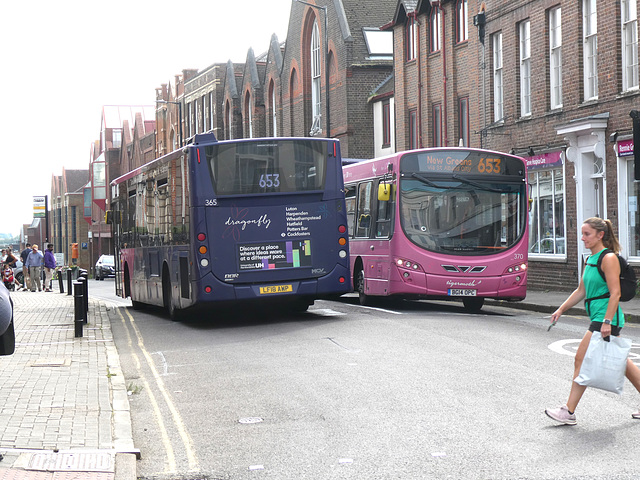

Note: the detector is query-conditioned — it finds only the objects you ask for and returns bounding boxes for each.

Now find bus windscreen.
[206,140,328,195]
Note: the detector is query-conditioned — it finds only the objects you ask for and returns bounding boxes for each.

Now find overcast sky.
[0,0,292,237]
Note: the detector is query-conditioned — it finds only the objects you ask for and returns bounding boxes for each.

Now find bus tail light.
[205,286,212,293]
[199,246,208,254]
[338,225,347,234]
[198,233,206,241]
[339,250,347,258]
[338,237,347,246]
[339,276,345,283]
[200,259,209,267]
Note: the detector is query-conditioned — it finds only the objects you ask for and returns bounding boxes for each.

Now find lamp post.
[156,99,183,148]
[294,0,330,137]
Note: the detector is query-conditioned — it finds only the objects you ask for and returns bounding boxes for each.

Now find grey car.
[95,254,115,280]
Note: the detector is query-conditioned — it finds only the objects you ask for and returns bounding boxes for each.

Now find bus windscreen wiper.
[452,174,504,193]
[410,172,444,188]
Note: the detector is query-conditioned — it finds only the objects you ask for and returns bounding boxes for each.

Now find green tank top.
[583,249,625,327]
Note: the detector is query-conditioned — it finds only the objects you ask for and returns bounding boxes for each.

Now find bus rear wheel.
[463,297,484,312]
[162,268,182,321]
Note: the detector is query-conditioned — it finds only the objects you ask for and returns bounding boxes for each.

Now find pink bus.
[343,148,528,311]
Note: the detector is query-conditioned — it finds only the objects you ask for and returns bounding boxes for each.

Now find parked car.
[0,284,15,355]
[95,255,115,280]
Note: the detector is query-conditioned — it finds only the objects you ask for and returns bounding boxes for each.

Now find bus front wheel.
[463,297,484,312]
[356,269,371,306]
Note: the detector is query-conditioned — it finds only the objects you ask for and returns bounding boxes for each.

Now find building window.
[432,104,442,147]
[549,7,563,110]
[195,100,201,134]
[493,32,503,122]
[622,0,639,92]
[458,97,469,147]
[382,100,391,147]
[209,92,215,131]
[311,19,322,134]
[187,102,193,138]
[456,0,468,44]
[245,92,253,138]
[528,159,566,257]
[406,15,417,61]
[583,0,598,100]
[519,20,532,117]
[71,206,77,243]
[270,80,278,137]
[201,95,206,133]
[409,109,418,149]
[112,129,122,149]
[430,6,441,53]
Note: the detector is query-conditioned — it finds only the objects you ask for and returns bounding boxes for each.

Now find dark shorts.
[588,321,622,337]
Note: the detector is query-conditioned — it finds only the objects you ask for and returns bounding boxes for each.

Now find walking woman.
[545,217,640,425]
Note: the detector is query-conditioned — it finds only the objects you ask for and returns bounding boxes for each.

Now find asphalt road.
[91,279,640,480]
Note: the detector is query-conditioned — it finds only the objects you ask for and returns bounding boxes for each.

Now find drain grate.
[31,359,71,368]
[27,452,113,472]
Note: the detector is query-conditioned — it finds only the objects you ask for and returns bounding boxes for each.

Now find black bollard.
[57,270,64,294]
[77,277,88,324]
[67,269,72,296]
[79,270,89,317]
[73,281,83,337]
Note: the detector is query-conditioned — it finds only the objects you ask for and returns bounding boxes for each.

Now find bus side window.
[375,182,394,238]
[345,186,357,237]
[356,182,373,238]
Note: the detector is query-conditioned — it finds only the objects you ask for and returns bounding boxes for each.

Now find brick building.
[50,168,90,269]
[389,0,639,291]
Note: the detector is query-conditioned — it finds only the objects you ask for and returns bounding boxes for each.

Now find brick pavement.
[0,289,137,480]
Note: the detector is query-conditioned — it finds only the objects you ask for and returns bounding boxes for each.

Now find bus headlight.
[200,258,209,267]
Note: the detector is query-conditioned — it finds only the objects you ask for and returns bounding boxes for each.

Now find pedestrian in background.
[25,244,44,292]
[545,217,640,425]
[20,243,31,290]
[1,249,5,263]
[43,244,56,292]
[3,248,18,268]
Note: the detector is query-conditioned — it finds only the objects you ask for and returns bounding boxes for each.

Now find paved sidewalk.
[0,288,137,480]
[488,288,640,324]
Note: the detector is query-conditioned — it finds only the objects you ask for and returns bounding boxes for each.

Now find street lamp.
[156,99,183,148]
[294,0,330,137]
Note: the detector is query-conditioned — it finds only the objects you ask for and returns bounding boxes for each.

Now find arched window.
[245,91,253,138]
[311,19,322,134]
[269,79,277,137]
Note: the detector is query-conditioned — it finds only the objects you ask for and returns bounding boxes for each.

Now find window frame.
[382,100,391,147]
[493,32,504,122]
[430,6,442,53]
[458,97,469,147]
[409,109,418,149]
[583,0,598,101]
[406,14,417,62]
[528,162,567,258]
[549,7,563,110]
[519,20,532,117]
[456,0,468,44]
[311,19,322,129]
[622,0,639,92]
[432,104,442,147]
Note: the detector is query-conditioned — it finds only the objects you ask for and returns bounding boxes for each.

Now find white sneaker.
[545,405,577,425]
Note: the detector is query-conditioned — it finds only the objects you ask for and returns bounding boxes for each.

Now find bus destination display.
[238,240,312,271]
[401,151,524,176]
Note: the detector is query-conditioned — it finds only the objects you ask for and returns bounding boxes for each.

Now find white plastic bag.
[575,331,632,395]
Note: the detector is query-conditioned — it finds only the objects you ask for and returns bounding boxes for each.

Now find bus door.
[349,179,395,296]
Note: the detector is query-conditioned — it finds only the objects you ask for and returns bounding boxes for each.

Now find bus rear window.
[206,140,328,195]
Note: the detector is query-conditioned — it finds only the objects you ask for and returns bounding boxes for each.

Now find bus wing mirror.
[378,183,391,202]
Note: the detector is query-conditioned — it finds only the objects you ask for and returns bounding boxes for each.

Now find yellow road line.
[120,307,199,471]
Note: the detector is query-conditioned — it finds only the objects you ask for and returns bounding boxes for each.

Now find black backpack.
[590,249,638,302]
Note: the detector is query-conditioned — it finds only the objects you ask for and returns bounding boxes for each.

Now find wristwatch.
[603,319,611,325]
